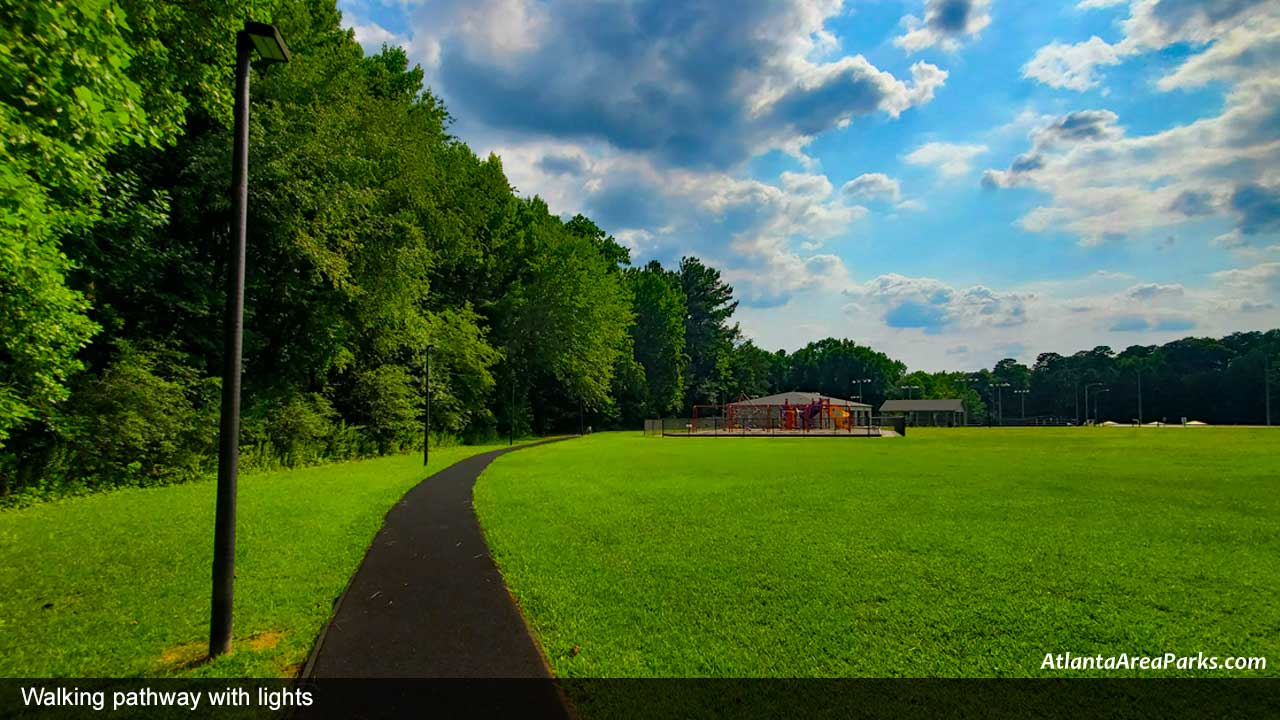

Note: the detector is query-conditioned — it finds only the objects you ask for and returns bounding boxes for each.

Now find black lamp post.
[423,344,433,466]
[210,21,290,659]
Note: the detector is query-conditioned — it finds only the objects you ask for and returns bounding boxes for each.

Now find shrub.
[58,342,218,490]
[345,365,420,455]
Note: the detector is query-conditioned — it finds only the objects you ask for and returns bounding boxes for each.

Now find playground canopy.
[728,391,872,412]
[723,391,874,430]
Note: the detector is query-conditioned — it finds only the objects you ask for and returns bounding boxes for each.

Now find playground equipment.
[691,396,869,434]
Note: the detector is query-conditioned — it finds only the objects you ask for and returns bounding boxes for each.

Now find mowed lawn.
[0,443,515,678]
[475,429,1280,678]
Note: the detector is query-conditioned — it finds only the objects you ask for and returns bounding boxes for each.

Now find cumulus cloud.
[737,263,1279,370]
[986,26,1280,246]
[1126,282,1185,300]
[1231,184,1280,236]
[1021,37,1126,91]
[905,142,989,177]
[1033,110,1123,146]
[848,274,1033,333]
[895,0,994,52]
[349,20,408,54]
[1025,0,1280,93]
[536,152,588,176]
[398,0,947,170]
[1211,261,1280,298]
[842,173,902,201]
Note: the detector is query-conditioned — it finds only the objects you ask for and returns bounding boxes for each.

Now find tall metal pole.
[1266,356,1272,426]
[210,33,252,659]
[1137,368,1142,426]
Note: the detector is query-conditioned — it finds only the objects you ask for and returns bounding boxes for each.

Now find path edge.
[298,436,574,680]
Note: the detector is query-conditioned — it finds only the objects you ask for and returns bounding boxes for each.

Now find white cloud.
[1211,262,1280,299]
[349,20,406,53]
[905,142,989,177]
[1126,282,1185,300]
[895,0,994,52]
[1077,0,1127,10]
[987,4,1280,249]
[735,260,1280,371]
[392,0,947,171]
[1021,37,1126,91]
[841,173,902,202]
[1156,20,1280,91]
[1025,0,1280,93]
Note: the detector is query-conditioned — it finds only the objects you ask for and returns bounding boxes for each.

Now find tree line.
[2,0,1277,502]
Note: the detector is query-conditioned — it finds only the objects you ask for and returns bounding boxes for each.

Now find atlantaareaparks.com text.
[1042,652,1267,671]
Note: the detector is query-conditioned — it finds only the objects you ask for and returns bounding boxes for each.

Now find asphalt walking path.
[305,437,571,691]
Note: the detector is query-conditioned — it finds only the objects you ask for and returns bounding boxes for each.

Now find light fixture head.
[244,21,290,63]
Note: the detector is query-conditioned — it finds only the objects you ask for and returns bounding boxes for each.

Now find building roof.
[880,399,965,412]
[728,391,871,409]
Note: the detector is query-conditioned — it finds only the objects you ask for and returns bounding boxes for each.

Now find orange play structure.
[776,398,853,431]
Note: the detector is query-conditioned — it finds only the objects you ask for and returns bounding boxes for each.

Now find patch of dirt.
[157,641,208,672]
[246,630,283,651]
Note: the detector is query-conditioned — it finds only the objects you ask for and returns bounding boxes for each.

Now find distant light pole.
[422,344,433,466]
[1095,388,1111,423]
[1084,382,1103,425]
[961,376,988,425]
[1136,367,1143,426]
[852,378,871,401]
[993,382,1011,425]
[900,384,922,399]
[1014,388,1029,419]
[1266,355,1277,426]
[210,20,291,660]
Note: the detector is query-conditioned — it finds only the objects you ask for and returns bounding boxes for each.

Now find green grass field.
[0,443,516,678]
[475,429,1280,678]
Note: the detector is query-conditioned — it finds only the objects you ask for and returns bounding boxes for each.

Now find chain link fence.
[643,417,892,437]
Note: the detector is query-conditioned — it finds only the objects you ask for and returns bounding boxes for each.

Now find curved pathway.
[306,438,570,683]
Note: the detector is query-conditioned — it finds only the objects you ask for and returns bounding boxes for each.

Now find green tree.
[0,0,153,446]
[679,256,740,409]
[627,261,687,416]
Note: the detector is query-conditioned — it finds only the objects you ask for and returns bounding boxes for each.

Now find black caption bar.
[2,679,1278,719]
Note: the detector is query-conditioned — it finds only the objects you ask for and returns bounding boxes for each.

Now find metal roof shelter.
[879,398,966,427]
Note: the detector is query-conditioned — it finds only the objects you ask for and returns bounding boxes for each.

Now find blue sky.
[337,0,1280,370]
